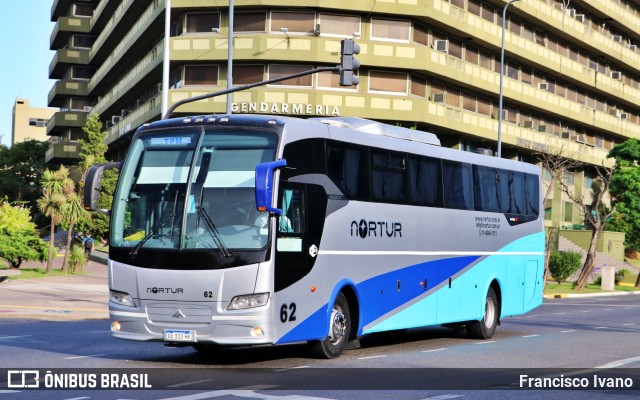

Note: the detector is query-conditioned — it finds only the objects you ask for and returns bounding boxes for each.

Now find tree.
[0,201,48,268]
[561,165,615,291]
[0,140,49,225]
[78,114,107,181]
[60,191,87,272]
[76,114,115,242]
[607,139,640,287]
[37,166,74,273]
[535,142,581,288]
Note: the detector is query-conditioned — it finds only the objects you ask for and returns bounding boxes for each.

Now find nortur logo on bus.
[351,219,402,239]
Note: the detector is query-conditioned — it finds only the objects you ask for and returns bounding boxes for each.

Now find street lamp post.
[497,0,521,158]
[161,0,171,117]
[226,0,234,115]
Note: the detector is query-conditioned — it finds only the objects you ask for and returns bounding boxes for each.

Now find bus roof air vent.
[310,117,440,146]
[475,148,494,156]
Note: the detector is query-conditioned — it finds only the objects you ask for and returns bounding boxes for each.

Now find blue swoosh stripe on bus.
[276,256,478,344]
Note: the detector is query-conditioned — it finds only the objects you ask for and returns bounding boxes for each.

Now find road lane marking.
[474,341,497,345]
[422,395,464,400]
[274,365,310,372]
[357,355,387,360]
[623,323,635,326]
[553,312,567,315]
[560,330,576,333]
[167,379,214,388]
[596,355,640,368]
[422,348,447,353]
[64,354,105,360]
[522,334,540,338]
[593,326,609,329]
[579,310,591,313]
[0,335,31,340]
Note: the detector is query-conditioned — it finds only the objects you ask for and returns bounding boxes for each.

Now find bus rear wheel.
[310,293,351,359]
[467,287,498,339]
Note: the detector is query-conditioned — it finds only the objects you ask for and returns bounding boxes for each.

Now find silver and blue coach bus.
[85,114,544,358]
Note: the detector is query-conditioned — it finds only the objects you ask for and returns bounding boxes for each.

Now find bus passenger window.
[279,189,304,234]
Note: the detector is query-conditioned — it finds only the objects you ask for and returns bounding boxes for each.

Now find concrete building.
[11,98,58,146]
[47,0,638,228]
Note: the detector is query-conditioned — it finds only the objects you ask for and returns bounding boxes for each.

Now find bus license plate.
[164,329,195,342]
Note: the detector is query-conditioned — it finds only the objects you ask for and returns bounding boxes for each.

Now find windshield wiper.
[130,212,176,256]
[196,206,232,258]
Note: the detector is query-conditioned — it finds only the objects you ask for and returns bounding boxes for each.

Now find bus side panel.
[364,232,544,331]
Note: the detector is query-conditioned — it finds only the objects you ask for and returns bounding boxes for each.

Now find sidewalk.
[0,251,109,320]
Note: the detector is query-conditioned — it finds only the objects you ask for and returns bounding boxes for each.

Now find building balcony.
[89,0,164,94]
[48,80,89,107]
[90,0,121,32]
[92,42,163,118]
[89,0,157,65]
[105,95,162,146]
[49,48,90,79]
[51,0,72,21]
[45,141,81,165]
[50,16,91,49]
[46,111,88,136]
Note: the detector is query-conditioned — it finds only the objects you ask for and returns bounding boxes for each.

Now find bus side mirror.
[255,159,287,215]
[83,162,121,214]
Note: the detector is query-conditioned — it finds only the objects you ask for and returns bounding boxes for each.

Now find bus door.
[274,182,327,292]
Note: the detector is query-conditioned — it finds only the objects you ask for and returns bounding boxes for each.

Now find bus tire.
[467,286,498,339]
[310,292,351,359]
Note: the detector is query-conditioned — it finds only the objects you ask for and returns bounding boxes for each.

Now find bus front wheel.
[310,292,351,359]
[467,286,498,339]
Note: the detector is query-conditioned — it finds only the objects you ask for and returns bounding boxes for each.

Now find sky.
[0,1,56,147]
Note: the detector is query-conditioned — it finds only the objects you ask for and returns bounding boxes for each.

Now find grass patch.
[544,282,640,294]
[0,267,85,280]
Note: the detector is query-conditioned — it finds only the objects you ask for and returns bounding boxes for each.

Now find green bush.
[549,250,582,284]
[68,245,87,273]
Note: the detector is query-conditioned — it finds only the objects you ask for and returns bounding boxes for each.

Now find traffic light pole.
[163,66,340,120]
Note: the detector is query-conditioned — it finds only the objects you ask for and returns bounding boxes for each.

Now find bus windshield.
[110,128,278,252]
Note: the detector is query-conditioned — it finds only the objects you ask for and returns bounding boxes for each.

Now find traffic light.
[339,39,360,86]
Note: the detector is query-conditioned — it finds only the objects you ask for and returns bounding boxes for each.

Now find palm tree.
[37,191,66,273]
[38,166,74,273]
[60,191,87,272]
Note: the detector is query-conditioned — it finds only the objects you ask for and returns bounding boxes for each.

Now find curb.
[544,290,640,299]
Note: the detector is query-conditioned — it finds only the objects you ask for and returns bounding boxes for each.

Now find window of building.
[69,97,93,111]
[73,3,95,17]
[413,23,428,46]
[508,17,522,36]
[477,96,491,116]
[479,50,493,70]
[317,70,358,89]
[481,4,495,23]
[564,201,573,223]
[318,14,360,37]
[465,45,479,65]
[268,65,313,86]
[371,18,410,42]
[369,71,408,94]
[463,92,476,112]
[233,65,264,85]
[183,65,219,85]
[28,118,47,127]
[446,87,461,108]
[71,34,96,49]
[69,129,83,141]
[411,75,427,97]
[70,66,95,80]
[234,12,266,32]
[185,13,220,33]
[449,38,463,59]
[468,0,481,16]
[270,11,315,34]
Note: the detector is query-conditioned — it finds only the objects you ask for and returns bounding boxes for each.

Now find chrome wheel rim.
[484,297,495,328]
[329,306,346,344]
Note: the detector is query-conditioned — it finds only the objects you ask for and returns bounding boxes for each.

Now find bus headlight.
[110,290,134,307]
[227,293,270,310]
